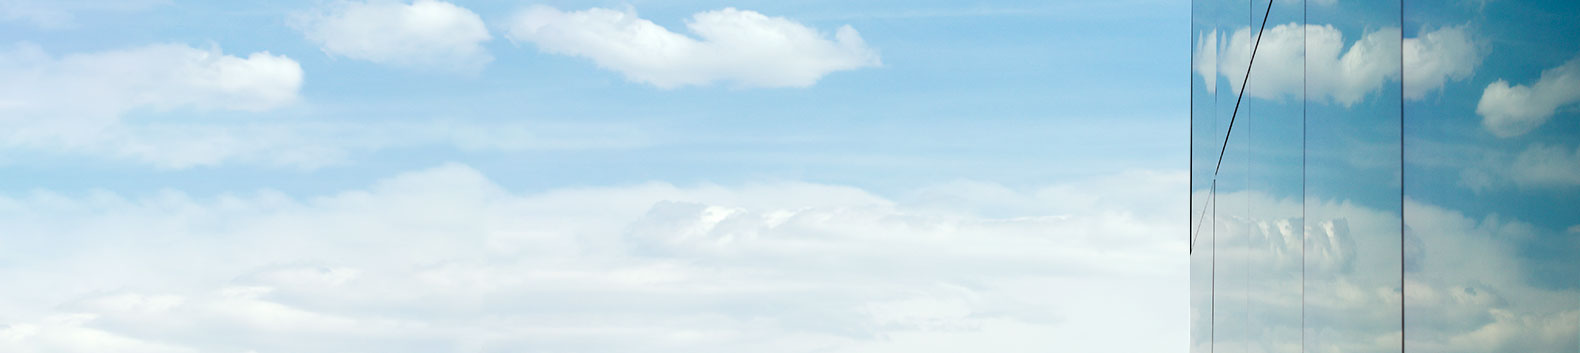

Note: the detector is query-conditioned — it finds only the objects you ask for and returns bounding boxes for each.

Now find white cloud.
[0,165,1186,352]
[1403,25,1480,100]
[1221,23,1400,106]
[504,6,881,88]
[1216,24,1477,106]
[0,42,300,115]
[291,0,492,73]
[0,42,304,167]
[0,41,642,168]
[1477,55,1580,138]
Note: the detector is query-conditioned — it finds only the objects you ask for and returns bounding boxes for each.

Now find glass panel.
[1244,0,1304,352]
[1303,0,1404,352]
[1212,0,1250,352]
[1189,0,1218,350]
[1403,0,1580,351]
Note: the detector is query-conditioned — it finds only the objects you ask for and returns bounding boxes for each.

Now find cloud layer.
[1477,55,1580,138]
[505,6,881,88]
[1403,199,1580,352]
[0,165,1186,353]
[292,0,492,73]
[1196,189,1579,352]
[0,42,302,166]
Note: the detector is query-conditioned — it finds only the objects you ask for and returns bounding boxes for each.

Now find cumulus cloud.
[291,0,492,73]
[1214,24,1477,106]
[1477,55,1580,138]
[0,165,1186,353]
[0,42,304,167]
[504,6,881,88]
[1220,23,1400,106]
[1302,24,1400,105]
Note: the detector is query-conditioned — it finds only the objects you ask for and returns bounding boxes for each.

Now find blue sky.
[3,0,1575,351]
[0,1,1191,352]
[0,0,1187,197]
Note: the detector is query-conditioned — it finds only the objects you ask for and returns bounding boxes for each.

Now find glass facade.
[1192,0,1579,352]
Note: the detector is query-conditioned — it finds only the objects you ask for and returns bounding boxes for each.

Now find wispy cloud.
[504,6,880,88]
[0,0,168,29]
[290,0,493,73]
[0,41,302,166]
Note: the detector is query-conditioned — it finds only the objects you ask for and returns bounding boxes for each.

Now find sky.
[0,0,1192,352]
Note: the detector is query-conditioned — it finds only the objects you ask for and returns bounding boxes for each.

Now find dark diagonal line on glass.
[1189,180,1217,254]
[1188,0,1276,256]
[1212,0,1275,177]
[1191,0,1274,255]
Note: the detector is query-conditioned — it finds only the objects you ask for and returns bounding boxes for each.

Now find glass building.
[1191,0,1579,352]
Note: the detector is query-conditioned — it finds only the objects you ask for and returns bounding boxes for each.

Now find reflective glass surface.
[1195,0,1579,351]
[1403,0,1580,351]
[1303,1,1404,352]
[1163,0,1580,351]
[1213,0,1249,351]
[1189,0,1218,351]
[1245,0,1303,352]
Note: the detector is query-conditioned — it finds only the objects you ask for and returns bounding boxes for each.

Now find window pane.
[1212,0,1251,350]
[1303,0,1404,352]
[1403,0,1580,351]
[1189,0,1219,350]
[1244,0,1304,351]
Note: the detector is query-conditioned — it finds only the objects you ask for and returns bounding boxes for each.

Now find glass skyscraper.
[1191,0,1579,352]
